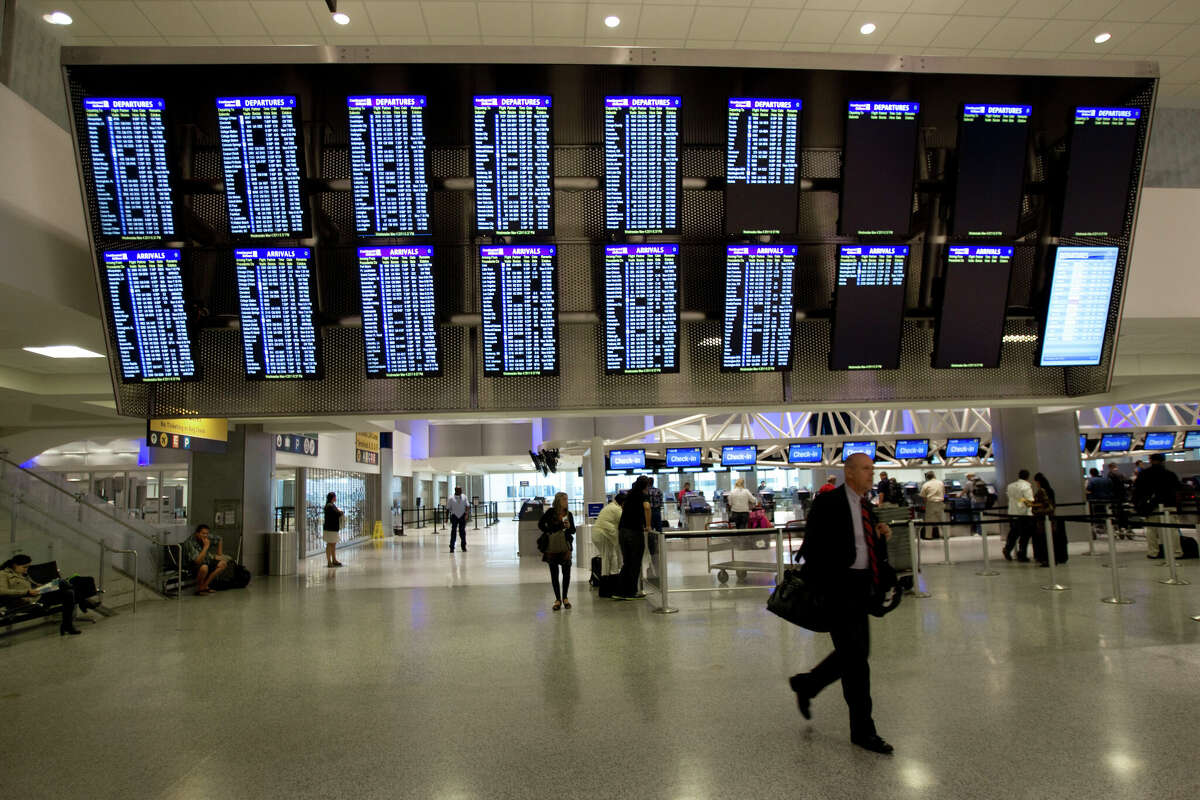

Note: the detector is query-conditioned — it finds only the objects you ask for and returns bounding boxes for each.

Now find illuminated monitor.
[1185,431,1200,449]
[842,441,877,461]
[934,246,1013,370]
[894,439,929,459]
[1080,433,1088,453]
[831,245,907,370]
[1039,247,1119,367]
[479,245,558,376]
[722,245,796,372]
[82,98,174,239]
[946,438,980,458]
[216,96,307,238]
[952,104,1031,238]
[725,98,802,235]
[347,95,430,237]
[1060,107,1141,238]
[666,447,702,468]
[840,101,920,237]
[357,246,439,378]
[473,95,553,236]
[234,248,321,379]
[604,96,680,235]
[1099,433,1132,452]
[101,249,196,382]
[1143,432,1176,451]
[608,449,646,470]
[721,445,758,467]
[788,443,823,464]
[604,244,679,374]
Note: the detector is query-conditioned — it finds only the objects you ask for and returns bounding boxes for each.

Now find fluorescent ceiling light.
[23,345,106,359]
[332,12,351,25]
[1093,32,1111,44]
[605,15,621,28]
[860,22,876,35]
[43,11,72,25]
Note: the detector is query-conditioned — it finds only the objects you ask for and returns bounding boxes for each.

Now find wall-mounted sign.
[276,433,318,456]
[355,432,381,465]
[147,418,227,454]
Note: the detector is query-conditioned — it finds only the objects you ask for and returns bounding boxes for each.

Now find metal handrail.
[100,542,138,614]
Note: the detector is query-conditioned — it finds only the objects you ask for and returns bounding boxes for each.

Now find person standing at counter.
[919,471,946,541]
[728,478,755,529]
[616,476,652,600]
[538,492,576,611]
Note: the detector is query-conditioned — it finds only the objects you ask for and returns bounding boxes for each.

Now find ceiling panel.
[737,8,801,42]
[81,1,158,36]
[1064,20,1138,52]
[531,2,586,37]
[883,13,952,46]
[977,17,1048,49]
[1010,0,1070,18]
[1104,0,1174,22]
[687,5,748,39]
[789,9,852,43]
[1057,0,1122,20]
[931,15,998,48]
[1021,19,1091,50]
[134,1,212,34]
[585,3,642,39]
[363,2,426,37]
[834,11,902,44]
[955,0,1019,16]
[637,4,694,39]
[856,0,915,12]
[194,1,269,36]
[907,0,967,12]
[1105,22,1184,54]
[1155,22,1200,55]
[1153,0,1200,24]
[477,2,533,37]
[420,1,480,36]
[252,2,322,37]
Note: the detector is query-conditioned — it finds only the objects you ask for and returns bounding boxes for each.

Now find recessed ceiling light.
[332,12,351,25]
[605,15,621,29]
[43,11,73,25]
[1094,32,1111,44]
[860,22,877,35]
[24,345,106,359]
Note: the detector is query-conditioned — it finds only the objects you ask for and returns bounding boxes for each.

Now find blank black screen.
[830,245,907,370]
[839,101,919,237]
[952,105,1030,238]
[1060,107,1141,237]
[933,246,1013,369]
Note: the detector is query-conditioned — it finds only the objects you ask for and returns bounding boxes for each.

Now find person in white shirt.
[919,471,946,540]
[1003,470,1035,562]
[727,478,755,529]
[591,493,625,596]
[446,486,470,553]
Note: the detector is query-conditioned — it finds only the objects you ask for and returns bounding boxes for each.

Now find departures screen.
[933,245,1013,369]
[953,104,1030,238]
[234,248,320,379]
[216,96,307,238]
[480,245,558,376]
[1039,246,1119,367]
[357,246,439,378]
[473,96,553,236]
[604,96,680,235]
[1060,107,1141,238]
[102,249,195,382]
[83,98,174,239]
[830,245,908,370]
[348,95,430,237]
[722,245,796,372]
[604,244,679,374]
[725,98,801,235]
[840,101,920,237]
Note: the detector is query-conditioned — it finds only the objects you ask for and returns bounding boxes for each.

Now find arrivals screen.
[609,449,646,470]
[721,445,757,467]
[894,439,929,459]
[953,104,1031,238]
[216,96,307,238]
[479,245,558,376]
[842,441,877,461]
[788,443,823,464]
[1039,246,1119,367]
[840,101,920,236]
[666,447,702,468]
[1185,431,1200,449]
[934,246,1013,369]
[604,244,679,374]
[101,249,195,382]
[82,98,174,239]
[1061,107,1141,238]
[946,438,980,458]
[1143,432,1176,451]
[831,245,908,370]
[725,98,801,235]
[604,96,680,235]
[347,95,430,237]
[357,246,439,378]
[1100,433,1132,452]
[722,245,796,372]
[234,248,320,379]
[473,95,553,236]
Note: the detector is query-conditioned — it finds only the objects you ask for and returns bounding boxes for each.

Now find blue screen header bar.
[347,95,426,108]
[235,248,311,259]
[729,98,802,110]
[474,95,551,107]
[849,101,920,114]
[727,245,798,256]
[481,245,556,257]
[217,96,297,109]
[1075,106,1141,120]
[840,245,910,257]
[84,98,164,110]
[605,96,680,108]
[948,246,1015,258]
[963,104,1031,116]
[358,246,434,258]
[104,249,180,263]
[605,244,679,256]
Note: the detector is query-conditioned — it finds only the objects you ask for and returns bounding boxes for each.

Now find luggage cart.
[705,521,780,584]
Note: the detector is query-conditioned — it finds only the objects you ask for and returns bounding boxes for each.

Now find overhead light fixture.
[43,11,73,25]
[23,345,106,359]
[332,12,351,25]
[605,15,621,28]
[1094,32,1111,44]
[860,22,876,35]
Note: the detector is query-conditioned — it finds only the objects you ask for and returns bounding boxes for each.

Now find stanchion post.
[1101,516,1133,605]
[908,519,931,598]
[652,529,677,614]
[977,518,998,576]
[932,517,954,566]
[1040,516,1069,591]
[1158,507,1189,586]
[775,527,784,583]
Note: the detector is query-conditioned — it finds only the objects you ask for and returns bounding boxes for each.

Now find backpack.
[972,479,989,499]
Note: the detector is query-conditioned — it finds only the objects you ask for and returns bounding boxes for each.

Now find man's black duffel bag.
[767,568,833,633]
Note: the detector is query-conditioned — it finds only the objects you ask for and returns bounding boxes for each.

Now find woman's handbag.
[766,568,833,633]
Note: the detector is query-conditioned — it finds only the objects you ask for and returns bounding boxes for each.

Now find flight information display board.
[480,245,558,376]
[101,249,195,382]
[604,244,679,374]
[933,245,1013,369]
[725,98,801,235]
[357,246,439,378]
[605,96,680,235]
[831,245,908,370]
[82,98,174,239]
[840,101,920,237]
[234,248,320,379]
[788,443,823,463]
[216,96,307,238]
[953,104,1031,238]
[347,95,430,237]
[722,245,796,372]
[1039,246,1119,367]
[473,96,553,236]
[1060,107,1141,238]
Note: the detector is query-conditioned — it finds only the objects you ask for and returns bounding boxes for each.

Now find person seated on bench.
[0,555,84,635]
[182,524,231,595]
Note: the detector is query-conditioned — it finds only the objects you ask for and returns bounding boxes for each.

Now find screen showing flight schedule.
[725,98,801,235]
[1061,107,1141,238]
[347,95,430,237]
[604,244,679,374]
[357,246,439,377]
[831,245,908,370]
[101,249,195,382]
[1039,246,1119,367]
[216,96,307,238]
[480,245,557,376]
[953,104,1031,238]
[83,98,174,239]
[604,96,680,235]
[722,245,796,372]
[840,101,920,237]
[234,248,320,379]
[933,246,1013,369]
[473,96,553,236]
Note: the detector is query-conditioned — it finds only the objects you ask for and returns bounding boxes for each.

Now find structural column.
[189,424,275,574]
[379,432,393,536]
[991,408,1085,541]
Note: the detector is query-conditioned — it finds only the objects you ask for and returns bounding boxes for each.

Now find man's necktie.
[861,503,879,585]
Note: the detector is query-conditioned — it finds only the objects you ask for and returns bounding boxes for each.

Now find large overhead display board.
[347,95,430,237]
[952,104,1031,238]
[480,245,558,376]
[234,248,320,379]
[604,244,679,374]
[1039,246,1119,367]
[473,95,553,236]
[357,246,439,378]
[82,98,174,240]
[933,246,1013,369]
[831,245,908,371]
[1060,107,1141,238]
[605,96,680,235]
[724,98,801,235]
[216,96,307,239]
[840,101,920,237]
[722,245,796,372]
[101,249,195,382]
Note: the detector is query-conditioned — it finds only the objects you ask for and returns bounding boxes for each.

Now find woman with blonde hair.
[537,492,576,610]
[728,477,755,529]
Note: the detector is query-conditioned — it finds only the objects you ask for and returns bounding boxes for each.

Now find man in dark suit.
[788,452,895,754]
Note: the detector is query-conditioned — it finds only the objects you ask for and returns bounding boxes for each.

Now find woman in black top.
[1032,473,1067,567]
[538,492,576,610]
[323,492,344,567]
[615,475,652,600]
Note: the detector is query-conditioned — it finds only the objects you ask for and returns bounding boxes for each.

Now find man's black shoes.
[788,675,812,720]
[852,735,894,755]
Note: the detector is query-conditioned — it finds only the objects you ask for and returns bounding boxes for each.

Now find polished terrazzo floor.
[3,521,1198,800]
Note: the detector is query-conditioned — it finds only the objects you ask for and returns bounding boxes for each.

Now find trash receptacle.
[265,531,297,576]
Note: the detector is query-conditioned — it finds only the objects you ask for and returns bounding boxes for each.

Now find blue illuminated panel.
[83,98,174,239]
[609,449,646,470]
[788,443,823,464]
[721,445,757,467]
[480,245,557,376]
[1039,247,1119,367]
[946,438,980,458]
[1081,433,1088,452]
[666,447,702,468]
[473,96,553,236]
[234,248,320,379]
[1143,432,1176,451]
[831,245,908,370]
[357,246,439,378]
[216,96,306,238]
[1061,107,1142,238]
[102,249,195,382]
[347,95,430,236]
[894,439,929,459]
[605,96,680,234]
[1185,431,1200,449]
[934,246,1014,370]
[722,245,796,372]
[841,101,920,236]
[604,244,679,374]
[1099,433,1132,452]
[842,441,877,461]
[726,98,801,236]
